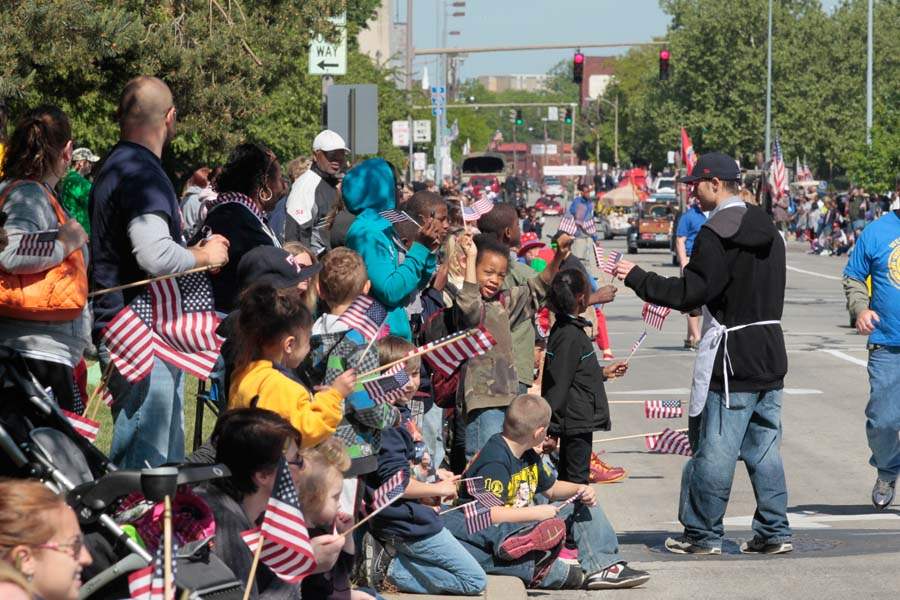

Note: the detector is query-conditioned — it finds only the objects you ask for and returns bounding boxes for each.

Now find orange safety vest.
[0,180,88,321]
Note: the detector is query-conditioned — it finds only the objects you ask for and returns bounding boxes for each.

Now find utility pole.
[866,0,873,146]
[764,0,773,160]
[405,0,413,90]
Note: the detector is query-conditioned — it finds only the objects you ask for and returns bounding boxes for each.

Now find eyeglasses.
[285,456,304,469]
[36,535,84,558]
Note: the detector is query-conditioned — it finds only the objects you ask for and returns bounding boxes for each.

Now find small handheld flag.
[581,218,597,235]
[61,409,100,443]
[557,490,585,508]
[602,251,622,276]
[362,370,411,404]
[645,428,692,456]
[465,476,505,508]
[379,210,420,227]
[558,215,577,236]
[370,469,410,513]
[625,331,647,362]
[472,196,494,216]
[422,327,497,377]
[644,400,683,419]
[592,243,605,269]
[642,303,672,330]
[128,540,177,600]
[336,296,389,341]
[463,500,493,534]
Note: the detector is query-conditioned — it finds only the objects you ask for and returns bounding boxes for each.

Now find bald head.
[117,76,173,128]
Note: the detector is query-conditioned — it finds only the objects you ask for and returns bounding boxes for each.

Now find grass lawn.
[88,372,217,458]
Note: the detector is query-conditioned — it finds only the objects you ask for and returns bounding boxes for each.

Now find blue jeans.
[442,501,620,587]
[385,527,486,595]
[102,346,185,469]
[678,389,791,549]
[866,347,900,480]
[465,407,506,461]
[421,403,446,470]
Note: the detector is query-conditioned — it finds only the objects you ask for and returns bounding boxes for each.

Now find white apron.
[688,306,781,416]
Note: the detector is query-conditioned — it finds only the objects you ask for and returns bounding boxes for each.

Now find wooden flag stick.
[438,499,477,516]
[340,496,403,538]
[357,329,474,379]
[163,495,174,600]
[608,400,647,405]
[241,536,264,600]
[355,324,387,369]
[84,362,114,421]
[88,263,226,298]
[593,427,688,444]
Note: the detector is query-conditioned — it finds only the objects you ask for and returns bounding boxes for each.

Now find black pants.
[558,431,593,485]
[23,357,79,413]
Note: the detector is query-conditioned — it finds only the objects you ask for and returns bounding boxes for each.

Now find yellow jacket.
[229,360,344,447]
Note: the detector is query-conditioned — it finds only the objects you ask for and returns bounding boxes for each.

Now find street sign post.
[547,106,559,122]
[413,120,432,143]
[392,121,410,147]
[309,15,348,76]
[430,86,446,117]
[327,84,379,156]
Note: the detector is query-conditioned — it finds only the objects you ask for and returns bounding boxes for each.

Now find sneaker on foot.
[872,477,896,510]
[589,452,628,484]
[740,537,793,555]
[664,536,721,555]
[558,545,579,564]
[529,544,567,587]
[584,562,650,590]
[557,561,586,589]
[498,517,566,561]
[365,536,394,591]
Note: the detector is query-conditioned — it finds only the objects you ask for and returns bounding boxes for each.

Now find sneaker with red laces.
[498,518,566,561]
[558,545,579,564]
[589,452,628,484]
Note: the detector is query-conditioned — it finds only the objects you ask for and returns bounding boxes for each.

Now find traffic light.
[659,49,670,81]
[515,110,524,126]
[564,108,573,124]
[573,51,585,84]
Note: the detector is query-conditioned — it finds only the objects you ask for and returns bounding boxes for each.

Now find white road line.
[786,264,842,281]
[820,348,868,367]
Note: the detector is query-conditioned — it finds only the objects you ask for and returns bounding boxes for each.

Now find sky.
[407,0,844,80]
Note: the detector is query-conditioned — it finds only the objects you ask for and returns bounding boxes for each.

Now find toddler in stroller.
[0,346,244,599]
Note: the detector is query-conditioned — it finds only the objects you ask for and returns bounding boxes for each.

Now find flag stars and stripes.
[644,400,683,419]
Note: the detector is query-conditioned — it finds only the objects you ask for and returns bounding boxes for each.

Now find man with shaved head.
[90,76,230,469]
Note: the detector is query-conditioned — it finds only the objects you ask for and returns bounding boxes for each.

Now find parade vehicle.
[535,196,563,216]
[541,175,565,198]
[460,152,506,186]
[627,201,676,254]
[654,176,677,194]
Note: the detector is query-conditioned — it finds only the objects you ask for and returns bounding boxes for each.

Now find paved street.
[533,214,900,599]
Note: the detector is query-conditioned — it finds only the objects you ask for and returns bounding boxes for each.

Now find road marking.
[722,511,900,530]
[786,265,842,281]
[820,349,868,367]
[782,388,823,395]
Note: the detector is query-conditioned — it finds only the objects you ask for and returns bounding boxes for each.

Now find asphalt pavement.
[530,212,900,599]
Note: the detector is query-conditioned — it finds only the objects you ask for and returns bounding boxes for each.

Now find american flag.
[557,490,585,508]
[362,370,410,404]
[128,539,177,600]
[472,196,493,216]
[15,230,57,257]
[558,215,577,236]
[102,272,223,383]
[627,331,647,359]
[602,251,622,276]
[645,428,692,456]
[644,400,683,419]
[61,409,100,443]
[241,458,316,583]
[768,135,788,201]
[337,295,389,341]
[592,243,605,269]
[642,302,672,330]
[462,205,481,222]
[421,327,497,377]
[370,469,409,513]
[463,500,493,535]
[581,218,597,235]
[379,210,417,225]
[465,476,505,508]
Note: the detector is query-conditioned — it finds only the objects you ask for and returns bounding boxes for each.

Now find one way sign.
[309,16,347,76]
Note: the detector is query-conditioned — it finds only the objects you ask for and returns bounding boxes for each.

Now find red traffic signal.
[573,51,585,84]
[659,49,670,81]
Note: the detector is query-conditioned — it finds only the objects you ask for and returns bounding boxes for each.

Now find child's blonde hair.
[376,335,421,372]
[295,437,349,525]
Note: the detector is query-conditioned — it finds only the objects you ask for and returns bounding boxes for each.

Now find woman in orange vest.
[0,106,89,413]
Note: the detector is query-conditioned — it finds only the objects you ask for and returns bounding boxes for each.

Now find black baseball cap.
[236,246,322,291]
[680,152,741,183]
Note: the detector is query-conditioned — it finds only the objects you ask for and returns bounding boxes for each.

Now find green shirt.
[58,169,92,234]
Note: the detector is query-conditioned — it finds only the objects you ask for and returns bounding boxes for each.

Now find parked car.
[626,202,676,254]
[535,196,562,216]
[542,176,565,198]
[654,176,677,194]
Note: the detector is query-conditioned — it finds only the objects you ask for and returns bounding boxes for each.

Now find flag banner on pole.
[336,295,389,341]
[680,128,697,175]
[645,428,692,456]
[15,230,58,257]
[558,215,577,236]
[102,272,223,383]
[463,500,493,535]
[362,370,410,404]
[641,303,672,330]
[421,327,497,377]
[378,210,415,225]
[101,386,114,407]
[592,243,605,269]
[768,135,788,200]
[241,458,316,583]
[581,218,597,235]
[601,251,622,276]
[128,539,177,600]
[465,476,505,508]
[462,205,481,222]
[472,196,494,216]
[61,409,100,443]
[644,400,683,419]
[370,469,410,514]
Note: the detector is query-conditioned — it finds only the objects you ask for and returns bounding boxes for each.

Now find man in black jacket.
[615,153,792,556]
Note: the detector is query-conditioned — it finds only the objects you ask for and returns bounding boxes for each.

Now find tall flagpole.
[764,0,773,162]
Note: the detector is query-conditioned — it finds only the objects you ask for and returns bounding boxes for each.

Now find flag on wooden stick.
[642,302,672,330]
[645,428,692,456]
[644,400,683,419]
